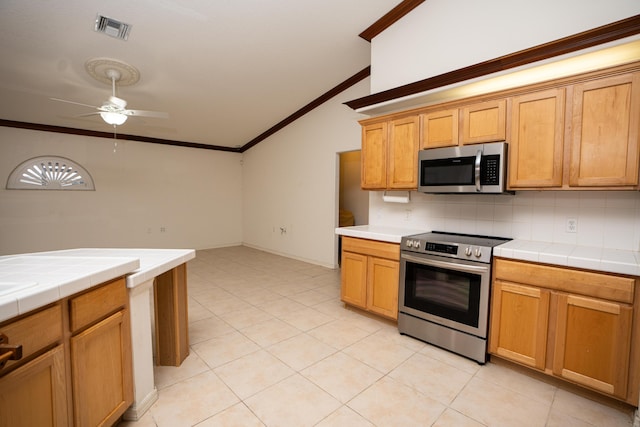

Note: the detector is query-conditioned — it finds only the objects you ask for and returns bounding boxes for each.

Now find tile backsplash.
[370,190,640,251]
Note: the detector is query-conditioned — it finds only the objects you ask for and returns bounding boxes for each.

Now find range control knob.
[474,248,482,258]
[464,246,472,256]
[414,241,421,249]
[406,240,414,248]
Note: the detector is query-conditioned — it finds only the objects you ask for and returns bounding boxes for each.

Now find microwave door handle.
[475,149,482,192]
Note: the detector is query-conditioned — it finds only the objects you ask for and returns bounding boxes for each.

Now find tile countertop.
[27,248,196,288]
[0,255,140,323]
[0,248,196,323]
[494,240,640,277]
[335,225,429,243]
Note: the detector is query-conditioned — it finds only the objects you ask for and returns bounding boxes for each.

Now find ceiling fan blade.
[77,112,102,117]
[50,97,99,109]
[125,109,169,119]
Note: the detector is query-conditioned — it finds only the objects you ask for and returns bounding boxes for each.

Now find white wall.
[370,0,640,93]
[242,79,369,268]
[0,127,243,255]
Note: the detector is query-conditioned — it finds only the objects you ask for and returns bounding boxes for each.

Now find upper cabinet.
[508,71,640,190]
[509,88,565,188]
[361,116,419,190]
[461,99,507,144]
[361,121,388,189]
[420,100,506,149]
[569,73,640,188]
[421,108,458,149]
[359,62,640,193]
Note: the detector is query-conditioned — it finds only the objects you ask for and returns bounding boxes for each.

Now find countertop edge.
[335,225,429,244]
[494,240,640,277]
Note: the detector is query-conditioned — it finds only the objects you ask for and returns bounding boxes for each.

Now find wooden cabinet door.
[388,116,419,189]
[0,345,67,427]
[366,256,399,320]
[387,116,420,190]
[569,73,640,187]
[489,280,549,369]
[340,251,368,309]
[553,294,632,399]
[421,109,458,149]
[361,122,388,189]
[71,310,133,427]
[461,99,506,144]
[509,88,565,188]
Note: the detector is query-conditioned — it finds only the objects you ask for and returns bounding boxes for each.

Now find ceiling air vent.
[95,15,131,41]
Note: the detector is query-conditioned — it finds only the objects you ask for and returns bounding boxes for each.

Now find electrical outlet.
[566,218,578,233]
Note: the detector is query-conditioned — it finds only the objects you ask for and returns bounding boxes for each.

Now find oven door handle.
[402,253,489,274]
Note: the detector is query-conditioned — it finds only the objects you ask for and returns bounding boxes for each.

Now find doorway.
[337,150,369,265]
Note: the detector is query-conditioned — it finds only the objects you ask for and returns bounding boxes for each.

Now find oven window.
[404,261,481,327]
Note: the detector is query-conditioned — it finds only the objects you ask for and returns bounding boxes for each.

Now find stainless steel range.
[398,231,510,363]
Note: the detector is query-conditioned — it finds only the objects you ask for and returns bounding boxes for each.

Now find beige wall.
[241,79,369,268]
[0,127,243,255]
[370,0,640,93]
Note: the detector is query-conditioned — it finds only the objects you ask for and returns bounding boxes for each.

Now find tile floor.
[118,246,636,427]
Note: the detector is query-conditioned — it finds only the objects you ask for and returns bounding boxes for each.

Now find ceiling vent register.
[6,156,95,190]
[95,15,131,41]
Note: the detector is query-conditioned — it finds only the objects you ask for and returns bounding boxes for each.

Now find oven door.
[399,253,491,338]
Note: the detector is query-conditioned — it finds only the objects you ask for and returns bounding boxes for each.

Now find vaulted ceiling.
[0,0,403,151]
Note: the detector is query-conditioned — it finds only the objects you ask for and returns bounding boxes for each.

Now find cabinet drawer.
[69,277,127,333]
[494,258,635,303]
[0,303,63,374]
[342,237,400,261]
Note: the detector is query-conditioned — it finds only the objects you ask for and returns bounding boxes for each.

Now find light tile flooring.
[119,246,635,427]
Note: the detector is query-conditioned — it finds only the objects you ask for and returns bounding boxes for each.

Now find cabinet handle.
[0,333,23,368]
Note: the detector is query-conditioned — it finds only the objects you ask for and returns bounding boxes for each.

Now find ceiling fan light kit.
[51,58,168,128]
[100,111,127,126]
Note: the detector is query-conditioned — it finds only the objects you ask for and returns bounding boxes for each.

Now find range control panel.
[401,232,511,264]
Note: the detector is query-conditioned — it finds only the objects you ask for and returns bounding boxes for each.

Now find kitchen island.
[0,247,195,422]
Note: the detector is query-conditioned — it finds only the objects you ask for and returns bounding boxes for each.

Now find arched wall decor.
[6,156,95,190]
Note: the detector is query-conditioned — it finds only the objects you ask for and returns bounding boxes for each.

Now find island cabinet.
[0,304,67,427]
[361,115,419,190]
[341,236,400,320]
[489,258,639,404]
[0,277,133,427]
[69,277,133,427]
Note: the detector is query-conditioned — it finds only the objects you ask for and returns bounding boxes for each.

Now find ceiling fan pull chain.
[113,125,118,153]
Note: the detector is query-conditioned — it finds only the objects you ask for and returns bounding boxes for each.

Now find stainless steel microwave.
[418,142,510,194]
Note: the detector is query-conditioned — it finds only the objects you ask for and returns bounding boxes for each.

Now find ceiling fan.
[51,68,168,126]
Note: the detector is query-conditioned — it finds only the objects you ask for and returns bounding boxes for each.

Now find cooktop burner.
[401,231,511,263]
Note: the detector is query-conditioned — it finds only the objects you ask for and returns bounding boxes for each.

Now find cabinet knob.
[0,333,23,369]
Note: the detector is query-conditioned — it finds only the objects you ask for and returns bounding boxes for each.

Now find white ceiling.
[0,0,400,150]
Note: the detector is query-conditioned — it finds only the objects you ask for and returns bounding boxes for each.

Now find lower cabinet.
[0,345,68,427]
[71,310,132,427]
[553,293,632,399]
[0,277,133,426]
[341,237,400,320]
[489,258,639,404]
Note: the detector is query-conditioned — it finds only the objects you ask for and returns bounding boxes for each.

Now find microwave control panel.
[480,155,500,185]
